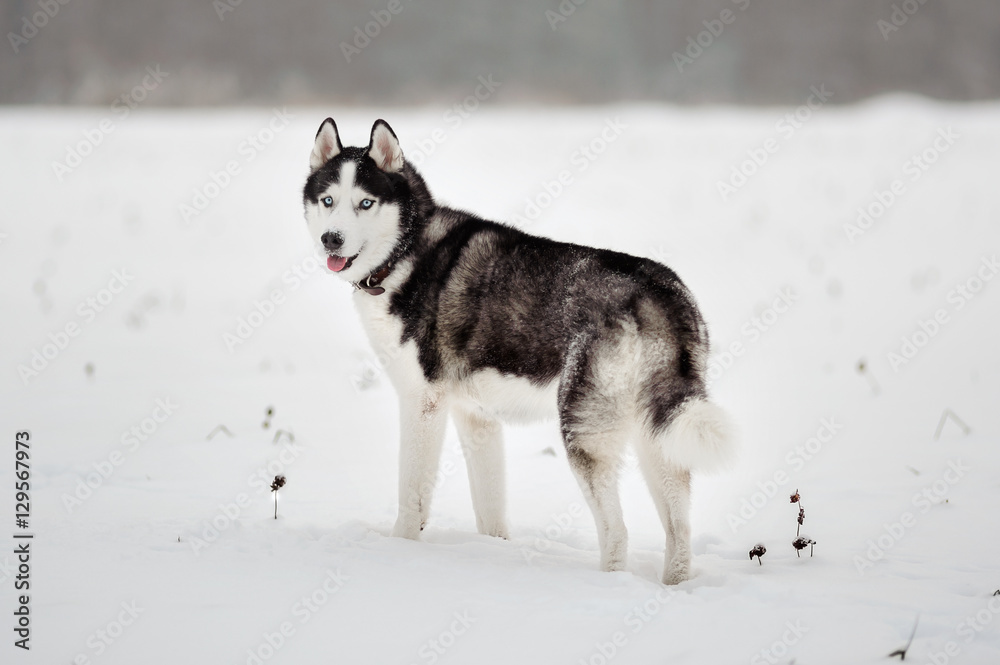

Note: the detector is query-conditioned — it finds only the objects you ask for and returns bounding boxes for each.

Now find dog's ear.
[367,119,404,173]
[310,118,342,171]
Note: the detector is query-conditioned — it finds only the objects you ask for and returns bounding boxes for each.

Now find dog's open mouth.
[327,252,359,273]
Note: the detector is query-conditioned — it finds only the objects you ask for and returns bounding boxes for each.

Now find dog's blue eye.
[360,199,375,210]
[322,196,333,208]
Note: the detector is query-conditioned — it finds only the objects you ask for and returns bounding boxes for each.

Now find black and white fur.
[303,118,736,584]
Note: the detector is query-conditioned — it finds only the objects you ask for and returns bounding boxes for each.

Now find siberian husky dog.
[302,118,736,584]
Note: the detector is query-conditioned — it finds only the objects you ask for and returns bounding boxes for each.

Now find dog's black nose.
[321,231,345,252]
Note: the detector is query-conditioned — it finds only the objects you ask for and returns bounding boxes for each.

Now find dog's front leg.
[391,388,449,539]
[452,406,509,539]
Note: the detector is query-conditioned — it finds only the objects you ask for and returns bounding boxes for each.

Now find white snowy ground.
[1,98,999,665]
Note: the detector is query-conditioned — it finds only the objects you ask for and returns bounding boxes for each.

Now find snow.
[2,98,999,664]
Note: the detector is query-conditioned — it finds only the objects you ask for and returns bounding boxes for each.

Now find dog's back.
[395,208,732,457]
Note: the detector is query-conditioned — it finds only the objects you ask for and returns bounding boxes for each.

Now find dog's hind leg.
[452,406,509,539]
[634,438,692,585]
[391,388,449,540]
[637,394,736,583]
[559,334,631,572]
[564,439,628,572]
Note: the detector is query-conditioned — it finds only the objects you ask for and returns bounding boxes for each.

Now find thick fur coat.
[302,119,736,584]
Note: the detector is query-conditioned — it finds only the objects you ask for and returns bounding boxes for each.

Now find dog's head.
[303,118,417,280]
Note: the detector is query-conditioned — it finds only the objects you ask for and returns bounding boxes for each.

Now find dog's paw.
[601,558,628,573]
[476,519,510,540]
[391,516,422,540]
[661,565,689,585]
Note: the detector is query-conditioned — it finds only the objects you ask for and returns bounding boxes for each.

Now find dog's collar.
[353,262,393,296]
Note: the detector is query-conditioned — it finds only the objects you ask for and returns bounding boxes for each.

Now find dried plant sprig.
[790,490,816,556]
[933,408,970,441]
[792,536,816,557]
[857,359,881,395]
[790,490,805,537]
[206,424,234,440]
[272,429,295,444]
[270,475,286,519]
[889,614,920,660]
[749,543,766,566]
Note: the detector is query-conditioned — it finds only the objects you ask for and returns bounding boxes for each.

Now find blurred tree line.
[2,0,997,106]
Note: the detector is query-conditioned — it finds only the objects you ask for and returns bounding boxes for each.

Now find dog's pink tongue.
[327,256,348,272]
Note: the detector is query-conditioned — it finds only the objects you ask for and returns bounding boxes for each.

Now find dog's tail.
[656,398,738,473]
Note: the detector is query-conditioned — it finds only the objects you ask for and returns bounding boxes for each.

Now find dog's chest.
[353,290,424,387]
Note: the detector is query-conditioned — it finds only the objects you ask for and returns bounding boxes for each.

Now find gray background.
[2,0,998,106]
